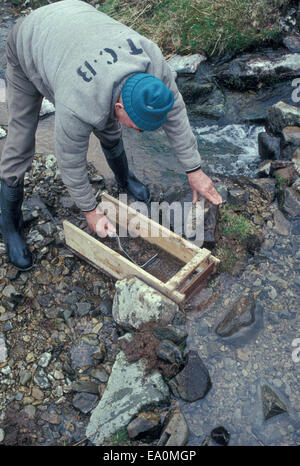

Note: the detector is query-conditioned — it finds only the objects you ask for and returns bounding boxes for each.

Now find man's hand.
[83,208,116,238]
[187,169,223,205]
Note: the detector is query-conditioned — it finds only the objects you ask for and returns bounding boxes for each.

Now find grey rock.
[167,54,206,75]
[72,392,99,414]
[283,34,300,53]
[156,340,184,365]
[215,53,300,91]
[19,369,32,386]
[169,350,211,402]
[2,285,16,299]
[90,367,109,383]
[266,101,300,136]
[261,384,288,420]
[86,350,170,445]
[249,178,276,203]
[215,295,256,337]
[273,209,290,236]
[178,80,214,103]
[112,277,180,331]
[282,186,300,217]
[38,222,56,237]
[280,126,300,159]
[258,132,280,160]
[34,369,51,390]
[76,302,91,316]
[71,381,99,394]
[38,352,52,368]
[0,335,8,363]
[158,407,189,446]
[152,324,187,344]
[70,340,98,369]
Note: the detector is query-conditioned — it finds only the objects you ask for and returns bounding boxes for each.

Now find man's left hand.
[187,169,223,205]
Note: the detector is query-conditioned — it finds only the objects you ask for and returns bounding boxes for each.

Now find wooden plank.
[63,220,186,304]
[165,251,211,291]
[100,192,211,264]
[179,261,216,298]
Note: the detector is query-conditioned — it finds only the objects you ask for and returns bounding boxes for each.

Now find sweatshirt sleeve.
[145,42,202,173]
[54,104,97,212]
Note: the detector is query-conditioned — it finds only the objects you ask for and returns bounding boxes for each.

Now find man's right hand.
[83,208,116,238]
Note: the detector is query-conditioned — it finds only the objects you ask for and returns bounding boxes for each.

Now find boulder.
[158,407,189,446]
[112,277,181,331]
[167,54,206,75]
[86,350,170,445]
[280,126,300,159]
[258,132,280,160]
[168,350,211,401]
[215,295,256,337]
[283,33,300,53]
[177,80,214,104]
[265,101,300,136]
[214,52,300,91]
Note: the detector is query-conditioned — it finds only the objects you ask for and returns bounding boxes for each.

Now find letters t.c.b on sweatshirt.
[15,0,202,211]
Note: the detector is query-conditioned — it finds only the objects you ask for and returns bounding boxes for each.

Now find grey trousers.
[0,18,43,187]
[0,19,124,190]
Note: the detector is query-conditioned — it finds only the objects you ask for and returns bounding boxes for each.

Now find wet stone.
[152,324,187,345]
[261,384,288,420]
[34,369,51,390]
[210,426,230,446]
[71,381,99,394]
[156,340,184,365]
[72,392,99,414]
[38,352,52,368]
[70,341,98,369]
[127,412,161,441]
[215,295,256,337]
[169,350,211,402]
[19,369,32,386]
[76,302,91,317]
[90,367,108,383]
[158,407,189,446]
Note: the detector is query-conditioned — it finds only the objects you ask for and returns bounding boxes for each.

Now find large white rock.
[112,277,180,331]
[167,54,206,74]
[86,350,170,445]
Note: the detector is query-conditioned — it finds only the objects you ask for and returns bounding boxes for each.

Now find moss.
[218,205,255,242]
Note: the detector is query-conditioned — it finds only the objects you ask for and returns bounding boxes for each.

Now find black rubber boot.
[0,180,33,271]
[105,149,151,203]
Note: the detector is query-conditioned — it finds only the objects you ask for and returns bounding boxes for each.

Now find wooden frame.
[63,192,219,304]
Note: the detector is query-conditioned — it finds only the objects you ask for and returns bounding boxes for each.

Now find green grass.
[98,0,286,57]
[219,205,255,241]
[11,0,288,57]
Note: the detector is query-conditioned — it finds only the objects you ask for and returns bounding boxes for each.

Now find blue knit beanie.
[121,73,174,131]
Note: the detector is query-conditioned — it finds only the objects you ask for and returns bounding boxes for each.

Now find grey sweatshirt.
[16,0,202,211]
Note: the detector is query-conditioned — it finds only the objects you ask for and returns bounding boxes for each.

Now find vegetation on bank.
[98,0,289,57]
[9,0,296,57]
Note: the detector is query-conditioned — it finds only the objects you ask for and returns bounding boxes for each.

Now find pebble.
[0,428,4,443]
[34,369,51,390]
[38,352,52,368]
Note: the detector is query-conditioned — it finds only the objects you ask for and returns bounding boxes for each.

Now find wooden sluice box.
[63,192,219,305]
